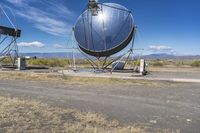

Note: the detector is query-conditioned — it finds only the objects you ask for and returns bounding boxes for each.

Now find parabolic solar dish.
[74,3,135,57]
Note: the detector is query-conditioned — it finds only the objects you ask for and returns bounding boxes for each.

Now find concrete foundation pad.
[60,69,200,83]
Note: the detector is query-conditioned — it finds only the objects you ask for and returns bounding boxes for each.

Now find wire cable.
[0,6,16,29]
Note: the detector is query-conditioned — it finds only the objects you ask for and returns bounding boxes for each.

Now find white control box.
[17,57,26,70]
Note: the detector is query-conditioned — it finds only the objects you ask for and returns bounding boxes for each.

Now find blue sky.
[0,0,200,55]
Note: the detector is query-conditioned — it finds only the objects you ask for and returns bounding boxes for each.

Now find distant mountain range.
[143,53,200,60]
[19,52,200,60]
[20,52,73,59]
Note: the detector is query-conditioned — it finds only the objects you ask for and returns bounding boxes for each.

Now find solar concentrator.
[74,3,135,58]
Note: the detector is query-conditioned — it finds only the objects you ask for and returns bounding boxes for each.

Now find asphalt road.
[0,79,199,133]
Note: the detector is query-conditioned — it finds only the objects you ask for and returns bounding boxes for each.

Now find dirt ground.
[0,71,199,133]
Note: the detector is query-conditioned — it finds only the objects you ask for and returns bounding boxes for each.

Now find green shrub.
[152,61,164,67]
[175,61,185,66]
[191,61,200,67]
[133,60,140,66]
[28,58,69,67]
[0,57,14,65]
[75,59,91,65]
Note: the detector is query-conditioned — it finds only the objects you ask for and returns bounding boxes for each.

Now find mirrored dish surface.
[74,3,135,57]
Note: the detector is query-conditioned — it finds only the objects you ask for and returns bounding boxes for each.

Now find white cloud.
[6,0,24,4]
[149,45,173,51]
[53,44,67,49]
[148,45,177,54]
[5,0,73,36]
[18,41,45,48]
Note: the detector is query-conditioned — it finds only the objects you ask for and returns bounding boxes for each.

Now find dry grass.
[0,71,165,88]
[0,96,180,133]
